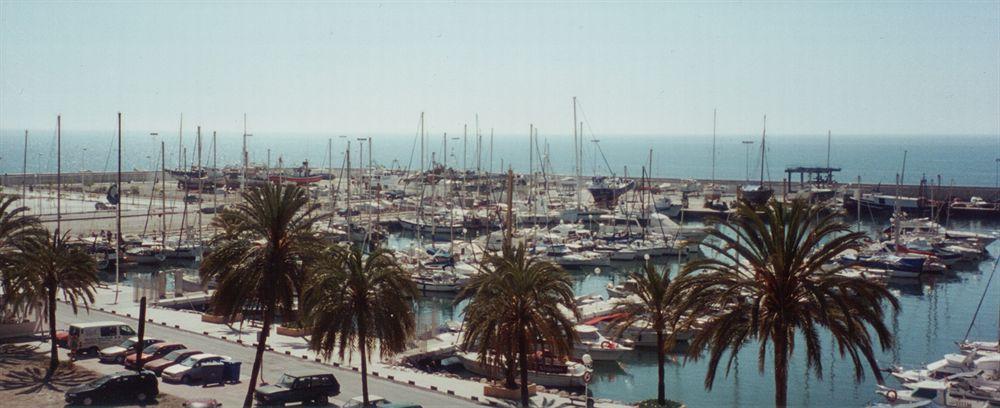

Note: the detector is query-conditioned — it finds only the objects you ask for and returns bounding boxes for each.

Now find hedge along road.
[54,306,478,407]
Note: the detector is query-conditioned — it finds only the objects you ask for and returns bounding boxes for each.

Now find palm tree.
[608,260,704,407]
[8,230,97,380]
[679,199,899,407]
[1,193,43,321]
[456,243,578,407]
[199,183,328,408]
[302,245,417,407]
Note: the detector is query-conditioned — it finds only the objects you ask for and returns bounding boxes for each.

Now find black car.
[65,370,159,406]
[254,369,340,406]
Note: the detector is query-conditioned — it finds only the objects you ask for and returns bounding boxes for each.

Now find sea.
[1,130,999,188]
[3,129,1000,406]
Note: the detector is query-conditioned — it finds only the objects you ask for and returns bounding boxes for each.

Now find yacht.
[572,324,633,361]
[456,351,592,388]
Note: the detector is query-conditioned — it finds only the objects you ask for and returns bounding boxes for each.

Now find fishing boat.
[268,160,323,184]
[412,271,468,293]
[587,176,636,209]
[738,117,774,207]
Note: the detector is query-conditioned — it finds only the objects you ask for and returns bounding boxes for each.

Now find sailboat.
[738,115,774,207]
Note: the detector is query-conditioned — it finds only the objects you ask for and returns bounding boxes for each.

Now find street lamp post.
[742,140,755,182]
[80,147,88,193]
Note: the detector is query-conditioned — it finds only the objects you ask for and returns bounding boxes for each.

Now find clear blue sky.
[1,1,998,136]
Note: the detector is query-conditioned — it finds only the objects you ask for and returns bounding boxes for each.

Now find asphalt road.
[55,306,478,407]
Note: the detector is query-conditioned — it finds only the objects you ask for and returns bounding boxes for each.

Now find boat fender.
[886,390,897,402]
[601,341,616,350]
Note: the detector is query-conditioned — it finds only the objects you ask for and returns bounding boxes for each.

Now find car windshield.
[179,356,199,367]
[89,375,113,387]
[120,339,135,348]
[163,350,185,361]
[277,374,296,388]
[142,344,160,353]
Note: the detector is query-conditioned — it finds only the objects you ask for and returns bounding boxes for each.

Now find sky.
[1,1,998,137]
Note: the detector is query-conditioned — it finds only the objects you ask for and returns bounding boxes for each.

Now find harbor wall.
[1,171,156,187]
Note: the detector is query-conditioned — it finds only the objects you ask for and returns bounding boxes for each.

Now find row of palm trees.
[201,183,899,408]
[2,183,899,408]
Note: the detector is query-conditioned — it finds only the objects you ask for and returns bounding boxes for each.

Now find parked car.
[67,321,136,355]
[254,369,341,406]
[64,370,159,406]
[125,342,186,369]
[143,349,202,376]
[99,337,162,364]
[343,395,423,408]
[162,353,229,384]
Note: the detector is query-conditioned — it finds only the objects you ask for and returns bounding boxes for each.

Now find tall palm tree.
[456,243,579,407]
[8,230,97,380]
[199,183,328,408]
[302,245,417,406]
[1,193,43,321]
[608,260,704,406]
[679,199,899,407]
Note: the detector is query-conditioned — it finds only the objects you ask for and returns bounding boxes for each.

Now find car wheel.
[316,396,329,405]
[82,397,94,406]
[137,392,147,402]
[182,375,193,385]
[88,347,99,356]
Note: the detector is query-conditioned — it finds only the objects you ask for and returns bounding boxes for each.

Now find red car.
[143,349,202,376]
[125,342,187,369]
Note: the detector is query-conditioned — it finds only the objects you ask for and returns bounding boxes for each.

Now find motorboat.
[571,324,633,361]
[875,381,946,406]
[456,351,592,388]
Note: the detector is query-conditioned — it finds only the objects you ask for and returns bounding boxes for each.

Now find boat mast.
[178,114,183,170]
[759,115,767,186]
[420,112,425,173]
[21,130,27,209]
[114,113,122,304]
[56,115,61,237]
[241,114,251,196]
[196,126,203,244]
[529,124,534,205]
[328,138,334,207]
[856,175,862,233]
[711,108,717,186]
[573,97,581,210]
[346,141,351,230]
[212,131,217,233]
[161,139,166,246]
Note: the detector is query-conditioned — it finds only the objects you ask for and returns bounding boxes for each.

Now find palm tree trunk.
[773,330,789,407]
[518,331,529,407]
[505,349,517,389]
[243,306,273,408]
[45,284,58,381]
[656,329,665,405]
[359,327,370,407]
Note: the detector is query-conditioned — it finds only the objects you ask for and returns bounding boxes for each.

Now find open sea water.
[1,130,999,188]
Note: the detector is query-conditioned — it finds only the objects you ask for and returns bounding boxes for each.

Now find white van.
[68,321,136,355]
